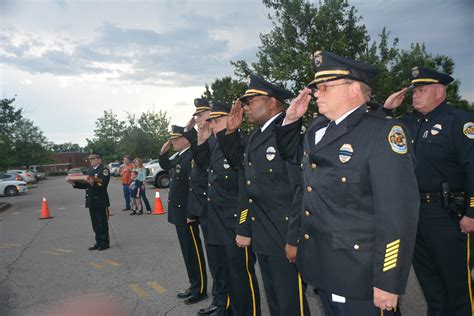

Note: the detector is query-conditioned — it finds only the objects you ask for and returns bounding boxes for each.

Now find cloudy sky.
[1,0,472,147]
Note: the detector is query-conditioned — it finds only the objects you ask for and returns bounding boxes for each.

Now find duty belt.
[419,192,465,204]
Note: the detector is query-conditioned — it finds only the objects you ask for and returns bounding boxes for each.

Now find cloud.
[19,78,32,85]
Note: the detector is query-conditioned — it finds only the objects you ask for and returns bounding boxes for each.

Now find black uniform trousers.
[200,216,229,309]
[317,290,401,316]
[89,207,109,246]
[257,254,309,316]
[212,244,260,316]
[413,203,474,316]
[175,221,207,297]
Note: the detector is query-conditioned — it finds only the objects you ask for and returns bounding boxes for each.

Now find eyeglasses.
[311,82,351,94]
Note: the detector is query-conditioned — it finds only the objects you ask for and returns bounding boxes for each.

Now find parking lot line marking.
[0,246,13,249]
[89,262,105,269]
[58,207,66,210]
[2,243,21,247]
[54,249,73,253]
[10,212,20,215]
[129,284,149,299]
[43,251,62,256]
[103,259,120,267]
[148,281,166,294]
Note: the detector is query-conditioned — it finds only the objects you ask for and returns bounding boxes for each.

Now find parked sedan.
[0,173,28,196]
[7,170,37,184]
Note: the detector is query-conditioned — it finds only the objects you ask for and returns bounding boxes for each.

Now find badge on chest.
[176,164,182,173]
[223,159,230,169]
[430,123,442,136]
[339,144,354,163]
[266,146,276,161]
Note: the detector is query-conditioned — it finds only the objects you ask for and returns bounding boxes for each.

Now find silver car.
[7,170,37,184]
[0,173,28,196]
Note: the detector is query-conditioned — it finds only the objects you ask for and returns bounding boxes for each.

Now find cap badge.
[412,67,419,78]
[313,51,323,67]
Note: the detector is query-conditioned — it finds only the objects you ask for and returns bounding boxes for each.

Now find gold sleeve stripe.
[386,239,400,248]
[470,197,474,207]
[383,263,397,272]
[384,253,398,263]
[384,258,398,267]
[239,209,249,224]
[385,247,399,255]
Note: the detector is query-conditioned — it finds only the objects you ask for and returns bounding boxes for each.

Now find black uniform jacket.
[159,149,193,226]
[217,112,302,256]
[276,104,420,299]
[183,129,208,220]
[195,136,239,245]
[395,101,474,216]
[73,164,110,209]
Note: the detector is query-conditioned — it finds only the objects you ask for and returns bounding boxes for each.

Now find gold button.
[248,162,252,166]
[234,213,237,217]
[188,177,191,180]
[305,210,310,216]
[178,204,181,207]
[285,216,289,221]
[304,151,308,156]
[304,234,310,240]
[269,168,272,173]
[249,198,253,203]
[341,177,347,183]
[311,163,317,170]
[207,198,211,202]
[210,169,214,173]
[247,180,251,186]
[354,244,360,250]
[307,186,313,192]
[251,217,255,221]
[225,175,228,179]
[208,183,211,187]
[411,140,414,144]
[300,163,303,168]
[203,192,206,195]
[189,188,192,191]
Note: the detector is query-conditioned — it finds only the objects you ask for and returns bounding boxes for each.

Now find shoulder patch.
[103,169,109,176]
[388,125,408,154]
[463,122,474,139]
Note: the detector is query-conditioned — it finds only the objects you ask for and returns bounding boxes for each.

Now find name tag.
[332,294,346,303]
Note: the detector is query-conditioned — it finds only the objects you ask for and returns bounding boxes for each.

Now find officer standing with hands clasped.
[68,151,111,251]
[276,50,420,315]
[159,125,208,305]
[384,67,474,315]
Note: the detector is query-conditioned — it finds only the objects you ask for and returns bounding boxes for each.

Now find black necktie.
[323,121,336,138]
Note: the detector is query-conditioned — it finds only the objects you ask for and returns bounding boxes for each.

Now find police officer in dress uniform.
[383,67,474,315]
[275,51,420,315]
[159,125,208,305]
[70,151,111,251]
[194,101,261,316]
[219,75,310,316]
[182,98,229,315]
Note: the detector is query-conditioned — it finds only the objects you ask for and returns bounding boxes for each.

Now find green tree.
[202,77,248,105]
[231,0,473,118]
[49,142,83,152]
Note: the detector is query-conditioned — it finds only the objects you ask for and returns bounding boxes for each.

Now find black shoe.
[130,211,137,215]
[177,289,192,299]
[88,244,99,250]
[98,244,110,251]
[122,208,131,211]
[209,307,228,316]
[184,293,208,305]
[198,304,218,315]
[136,210,143,215]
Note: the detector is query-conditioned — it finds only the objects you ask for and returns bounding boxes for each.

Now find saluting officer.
[383,67,474,315]
[219,75,309,316]
[276,51,419,315]
[70,151,111,251]
[183,98,229,315]
[195,101,261,316]
[159,125,208,305]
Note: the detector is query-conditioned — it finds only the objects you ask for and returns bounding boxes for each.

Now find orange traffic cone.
[39,196,53,220]
[152,190,166,215]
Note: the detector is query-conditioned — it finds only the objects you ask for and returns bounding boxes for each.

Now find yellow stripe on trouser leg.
[226,294,231,309]
[245,247,257,316]
[467,233,474,313]
[189,225,204,294]
[298,272,304,316]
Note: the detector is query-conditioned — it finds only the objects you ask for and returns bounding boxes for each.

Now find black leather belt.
[419,192,465,204]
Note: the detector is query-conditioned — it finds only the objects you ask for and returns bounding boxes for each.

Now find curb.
[0,202,12,213]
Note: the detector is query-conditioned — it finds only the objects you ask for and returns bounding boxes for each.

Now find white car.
[0,173,28,196]
[107,162,121,177]
[145,156,174,188]
[7,170,37,184]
